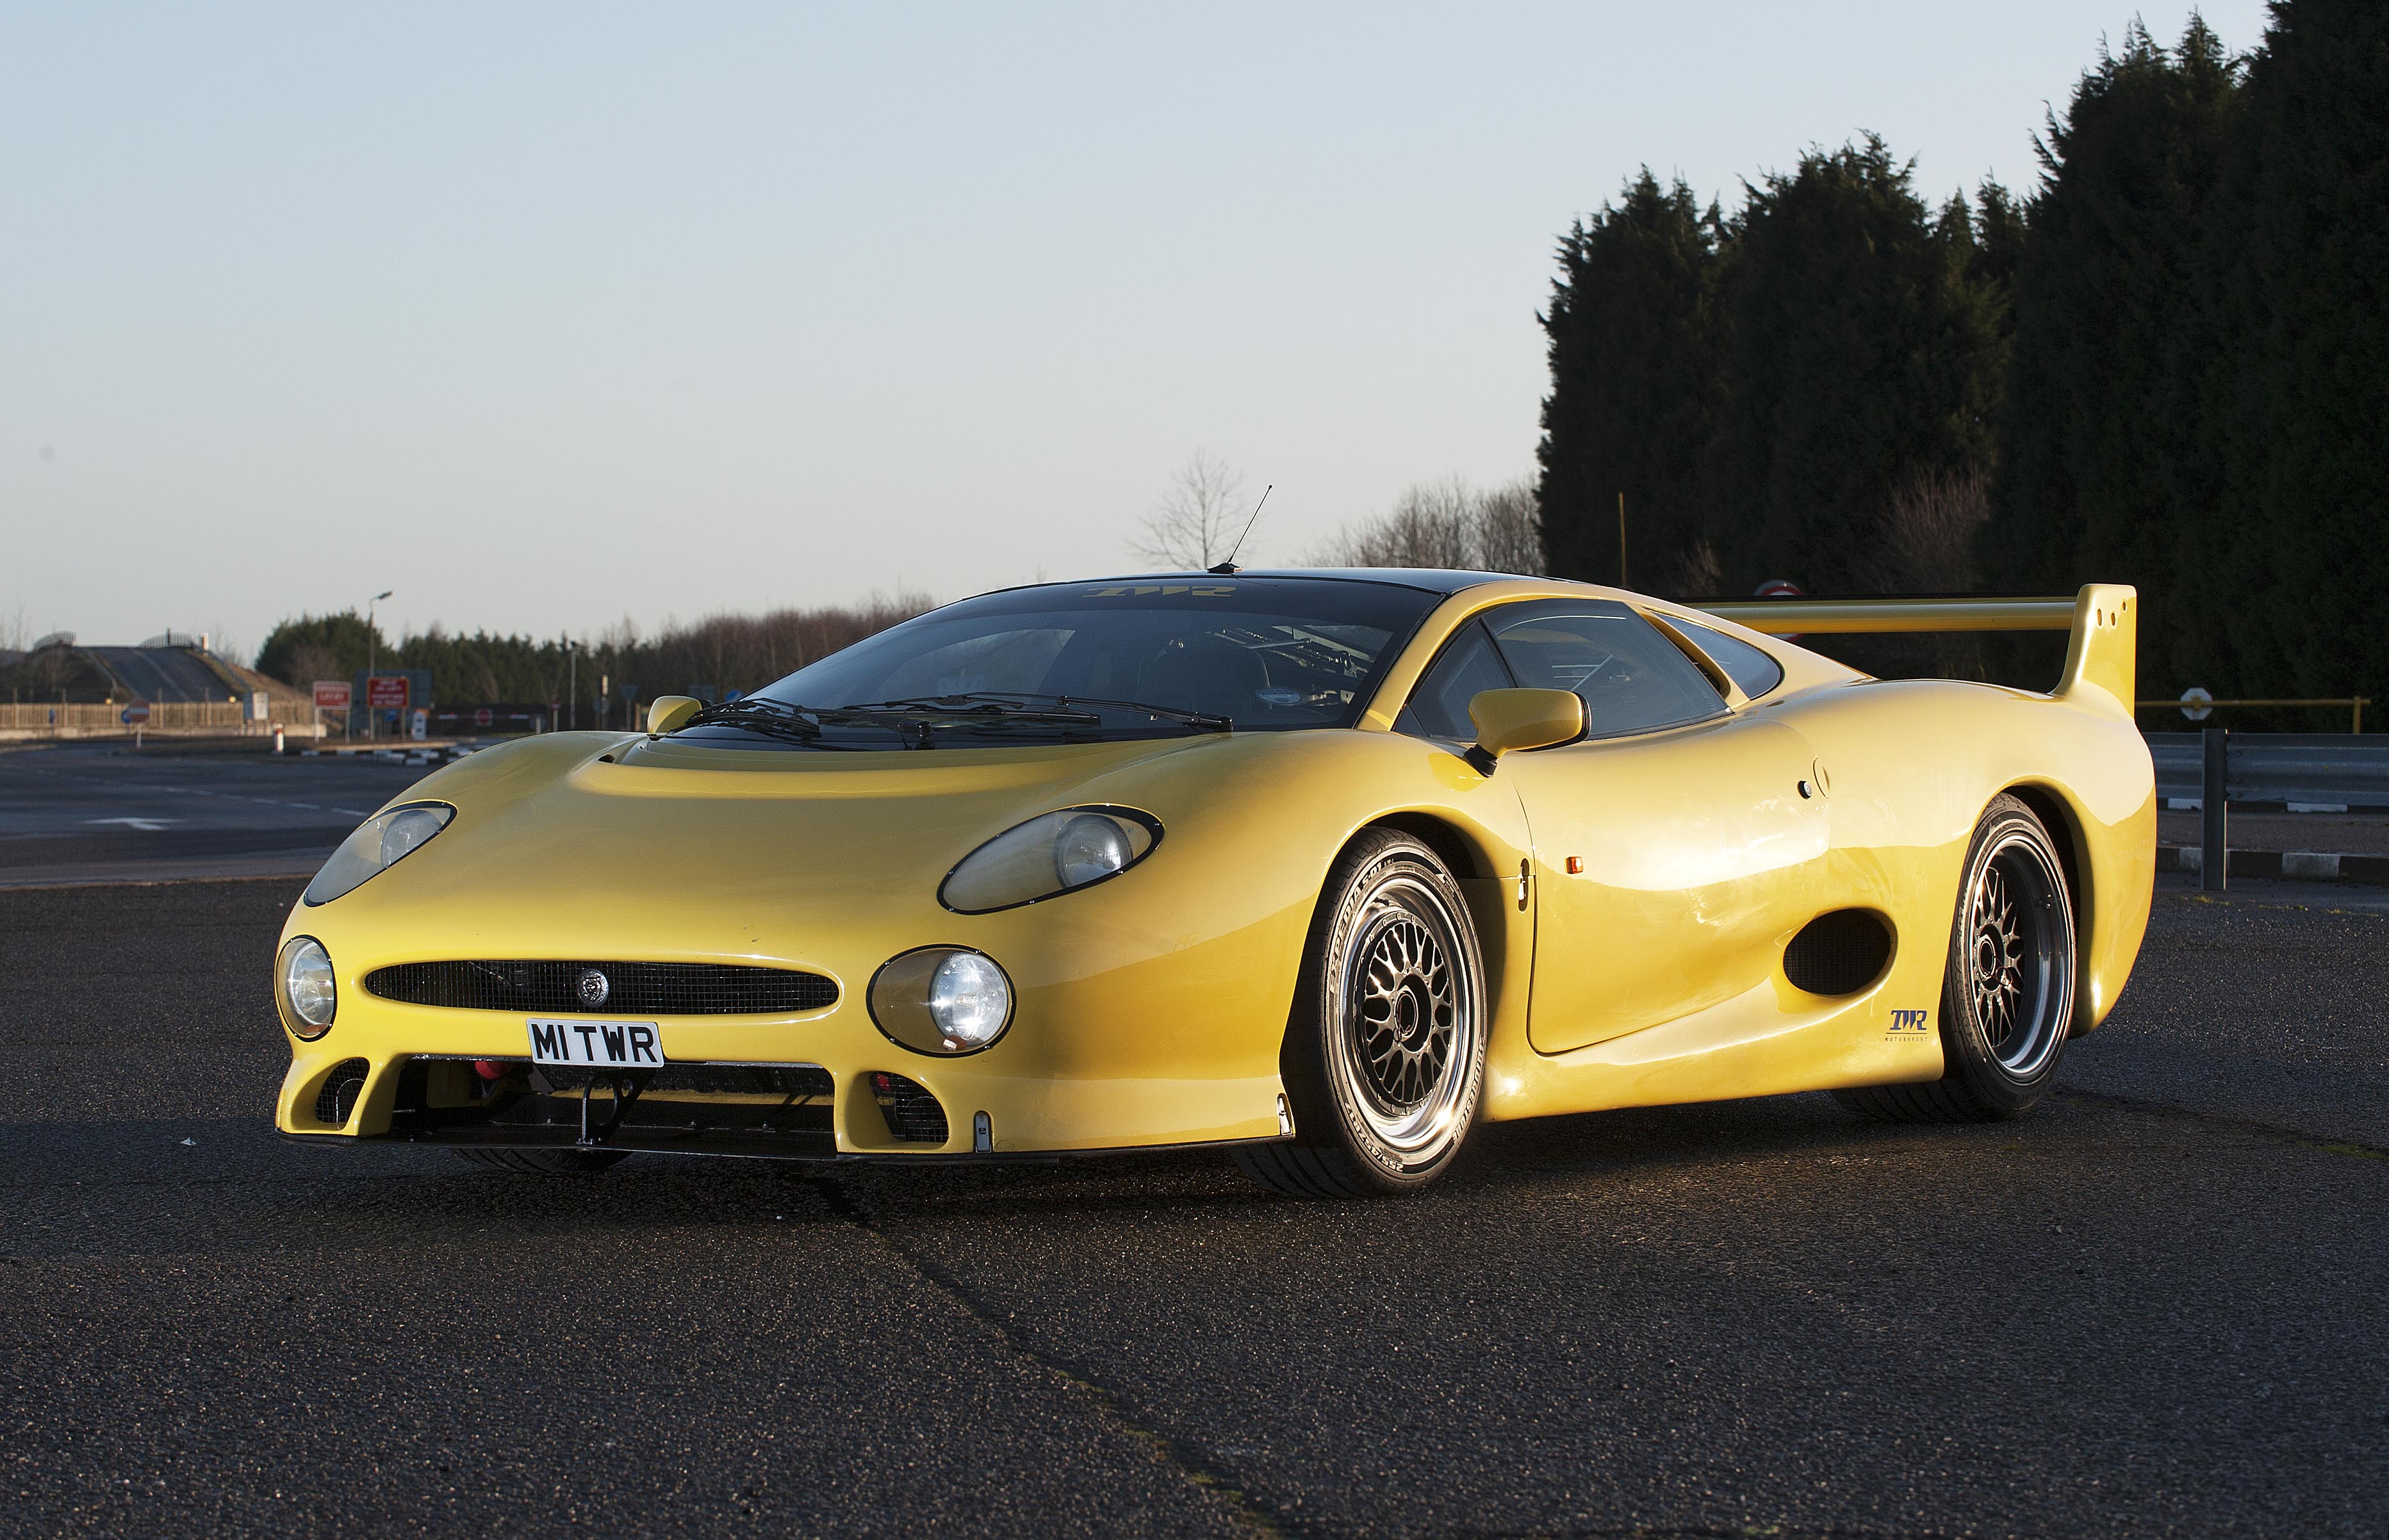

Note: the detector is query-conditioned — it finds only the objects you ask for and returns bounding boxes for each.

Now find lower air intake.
[871,1072,949,1144]
[1784,910,1893,995]
[315,1058,370,1126]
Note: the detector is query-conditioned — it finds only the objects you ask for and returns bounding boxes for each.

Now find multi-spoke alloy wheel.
[1337,875,1475,1158]
[1236,830,1486,1197]
[1966,831,2068,1080]
[1836,794,2077,1124]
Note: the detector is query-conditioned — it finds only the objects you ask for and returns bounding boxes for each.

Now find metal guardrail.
[2144,733,2389,808]
[2147,731,2389,894]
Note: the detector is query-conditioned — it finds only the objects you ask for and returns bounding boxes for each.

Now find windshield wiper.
[682,691,1229,750]
[682,699,912,750]
[860,692,1233,732]
[853,696,1104,728]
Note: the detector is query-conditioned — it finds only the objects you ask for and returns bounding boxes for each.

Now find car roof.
[1000,568,1529,598]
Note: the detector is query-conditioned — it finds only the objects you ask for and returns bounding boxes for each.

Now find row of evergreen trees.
[1535,0,2385,718]
[256,596,931,719]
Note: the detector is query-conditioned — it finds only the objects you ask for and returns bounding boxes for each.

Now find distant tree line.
[256,594,932,721]
[1534,0,2386,719]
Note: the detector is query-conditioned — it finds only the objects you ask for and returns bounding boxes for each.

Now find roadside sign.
[473,707,494,728]
[313,680,352,711]
[366,675,409,710]
[120,703,151,725]
[409,708,429,741]
[2181,687,2213,723]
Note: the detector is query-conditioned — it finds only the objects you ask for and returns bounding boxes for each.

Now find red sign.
[473,707,494,728]
[313,680,352,711]
[366,676,410,709]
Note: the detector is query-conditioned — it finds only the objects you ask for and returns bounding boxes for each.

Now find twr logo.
[1887,1008,1930,1033]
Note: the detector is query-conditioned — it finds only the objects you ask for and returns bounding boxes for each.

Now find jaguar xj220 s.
[273,571,2153,1197]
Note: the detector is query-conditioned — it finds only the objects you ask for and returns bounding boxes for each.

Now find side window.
[1484,600,1725,738]
[1671,618,1786,700]
[1395,622,1515,742]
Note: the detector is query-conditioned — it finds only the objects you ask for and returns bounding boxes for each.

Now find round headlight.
[278,936,337,1037]
[869,947,1015,1055]
[379,806,448,865]
[940,806,1160,913]
[928,952,1012,1049]
[1053,813,1131,888]
[304,801,455,906]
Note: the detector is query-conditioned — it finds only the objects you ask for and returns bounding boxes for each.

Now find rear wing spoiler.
[1689,584,2137,713]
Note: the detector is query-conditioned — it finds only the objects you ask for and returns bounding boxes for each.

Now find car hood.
[304,728,1257,963]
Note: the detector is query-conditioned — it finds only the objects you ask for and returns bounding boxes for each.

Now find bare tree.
[1842,462,1994,676]
[1133,450,1251,569]
[1308,477,1545,575]
[1472,480,1545,576]
[1865,463,1991,593]
[1654,538,1722,598]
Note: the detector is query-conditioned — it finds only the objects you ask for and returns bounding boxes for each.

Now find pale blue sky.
[3,2,2265,659]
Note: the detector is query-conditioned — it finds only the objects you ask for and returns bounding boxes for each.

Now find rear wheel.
[1235,830,1486,1198]
[1837,794,2076,1124]
[452,1148,630,1174]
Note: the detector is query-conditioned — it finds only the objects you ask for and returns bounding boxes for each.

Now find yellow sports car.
[272,571,2153,1197]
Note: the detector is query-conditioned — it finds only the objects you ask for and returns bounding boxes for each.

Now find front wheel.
[1838,793,2078,1124]
[1235,830,1488,1198]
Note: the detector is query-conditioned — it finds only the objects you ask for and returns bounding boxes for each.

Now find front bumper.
[277,986,1291,1160]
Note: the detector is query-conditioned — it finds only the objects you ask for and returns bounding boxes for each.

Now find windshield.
[677,578,1440,750]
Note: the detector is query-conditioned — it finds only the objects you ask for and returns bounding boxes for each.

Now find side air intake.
[315,1058,371,1126]
[1783,910,1893,996]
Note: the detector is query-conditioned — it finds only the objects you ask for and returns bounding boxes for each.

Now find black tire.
[1837,793,2078,1124]
[452,1147,631,1174]
[1235,829,1488,1198]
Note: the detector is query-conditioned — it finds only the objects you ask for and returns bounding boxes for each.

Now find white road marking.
[85,817,177,831]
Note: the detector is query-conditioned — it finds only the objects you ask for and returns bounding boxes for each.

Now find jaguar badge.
[575,968,611,1008]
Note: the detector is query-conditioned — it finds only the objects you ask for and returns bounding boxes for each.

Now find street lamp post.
[568,639,579,733]
[365,590,392,741]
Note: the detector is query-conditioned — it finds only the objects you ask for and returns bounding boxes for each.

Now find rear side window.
[1483,600,1725,739]
[1671,618,1786,700]
[1395,621,1515,742]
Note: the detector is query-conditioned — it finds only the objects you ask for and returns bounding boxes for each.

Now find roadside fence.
[0,701,307,736]
[2147,731,2389,894]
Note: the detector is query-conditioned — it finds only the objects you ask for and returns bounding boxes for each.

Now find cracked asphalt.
[1,872,2385,1539]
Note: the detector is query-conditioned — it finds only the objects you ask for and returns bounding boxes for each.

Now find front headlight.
[870,947,1014,1054]
[277,936,337,1037]
[939,806,1161,913]
[303,803,455,906]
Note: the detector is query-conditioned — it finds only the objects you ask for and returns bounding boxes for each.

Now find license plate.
[527,1018,664,1068]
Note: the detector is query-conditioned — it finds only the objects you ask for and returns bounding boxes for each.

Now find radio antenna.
[1210,484,1272,575]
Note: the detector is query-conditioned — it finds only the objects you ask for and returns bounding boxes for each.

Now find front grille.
[315,1058,370,1125]
[381,1056,838,1159]
[363,960,838,1016]
[535,1063,835,1099]
[871,1072,949,1143]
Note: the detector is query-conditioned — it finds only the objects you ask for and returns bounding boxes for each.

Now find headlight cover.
[303,803,455,906]
[277,935,337,1037]
[939,806,1161,913]
[869,946,1015,1055]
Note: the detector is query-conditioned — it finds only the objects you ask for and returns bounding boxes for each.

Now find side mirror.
[1465,688,1584,773]
[646,695,703,735]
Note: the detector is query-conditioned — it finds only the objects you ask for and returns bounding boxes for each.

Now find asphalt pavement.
[1,862,2384,1538]
[0,742,425,887]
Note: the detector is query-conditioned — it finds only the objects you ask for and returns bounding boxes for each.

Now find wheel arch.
[1999,779,2098,1035]
[1354,810,1520,1047]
